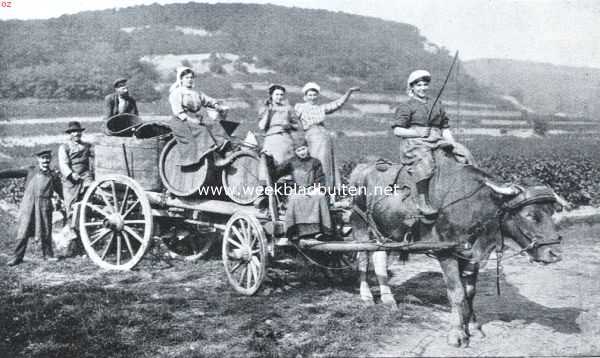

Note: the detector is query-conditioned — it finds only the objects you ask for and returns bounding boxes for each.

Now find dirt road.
[1,202,599,356]
[372,223,600,357]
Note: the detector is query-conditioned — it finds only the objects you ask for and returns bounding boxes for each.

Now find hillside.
[0,2,490,102]
[464,59,600,118]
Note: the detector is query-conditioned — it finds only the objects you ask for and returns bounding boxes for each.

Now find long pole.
[428,51,460,123]
[456,54,461,142]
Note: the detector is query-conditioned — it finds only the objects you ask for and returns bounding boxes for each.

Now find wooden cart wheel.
[222,212,268,295]
[79,174,153,270]
[221,151,261,205]
[161,222,216,261]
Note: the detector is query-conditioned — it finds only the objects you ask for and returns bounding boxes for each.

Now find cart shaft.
[297,239,457,252]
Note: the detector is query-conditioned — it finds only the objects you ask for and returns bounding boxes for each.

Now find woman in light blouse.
[168,66,228,167]
[294,82,359,189]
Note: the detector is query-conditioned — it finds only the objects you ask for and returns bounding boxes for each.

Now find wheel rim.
[221,151,261,205]
[79,174,153,270]
[222,213,267,295]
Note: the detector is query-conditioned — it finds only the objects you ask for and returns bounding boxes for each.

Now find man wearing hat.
[0,150,63,266]
[105,78,139,119]
[58,121,94,257]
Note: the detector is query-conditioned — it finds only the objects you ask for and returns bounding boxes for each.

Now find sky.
[2,0,600,68]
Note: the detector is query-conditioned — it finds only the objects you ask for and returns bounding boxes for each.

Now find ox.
[349,149,562,347]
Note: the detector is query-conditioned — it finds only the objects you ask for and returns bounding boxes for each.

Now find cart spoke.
[123,226,145,244]
[119,186,130,214]
[83,221,104,227]
[248,234,258,251]
[123,220,147,225]
[249,259,259,286]
[100,232,115,260]
[231,226,246,245]
[239,265,248,286]
[227,237,244,250]
[90,228,111,246]
[116,232,122,266]
[229,261,243,274]
[111,180,119,214]
[251,255,262,268]
[246,261,253,288]
[121,231,136,258]
[86,203,112,218]
[122,199,140,219]
[95,188,115,213]
[240,220,250,243]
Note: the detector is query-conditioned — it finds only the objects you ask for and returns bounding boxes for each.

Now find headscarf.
[169,66,195,92]
[302,82,320,95]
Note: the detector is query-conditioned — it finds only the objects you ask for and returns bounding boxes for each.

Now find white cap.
[407,70,431,87]
[302,82,321,94]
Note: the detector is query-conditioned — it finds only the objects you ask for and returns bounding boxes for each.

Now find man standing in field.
[0,150,63,266]
[104,78,139,119]
[58,121,94,257]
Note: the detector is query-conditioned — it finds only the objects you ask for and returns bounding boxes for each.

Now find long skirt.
[285,193,332,239]
[169,117,225,167]
[305,124,340,189]
[262,131,294,166]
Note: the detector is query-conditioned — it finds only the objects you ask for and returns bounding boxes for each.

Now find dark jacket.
[104,93,139,119]
[0,166,62,245]
[276,156,325,188]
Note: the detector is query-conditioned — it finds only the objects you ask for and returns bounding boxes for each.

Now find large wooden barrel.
[221,150,262,205]
[94,136,167,191]
[159,139,216,197]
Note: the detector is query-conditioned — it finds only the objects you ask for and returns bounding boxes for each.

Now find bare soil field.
[1,201,599,357]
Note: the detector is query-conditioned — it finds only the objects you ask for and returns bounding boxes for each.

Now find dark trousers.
[14,233,54,260]
[14,209,54,260]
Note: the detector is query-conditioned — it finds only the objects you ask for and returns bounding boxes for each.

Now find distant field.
[335,134,600,207]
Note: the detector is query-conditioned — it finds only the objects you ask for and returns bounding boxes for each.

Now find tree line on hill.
[0,3,489,102]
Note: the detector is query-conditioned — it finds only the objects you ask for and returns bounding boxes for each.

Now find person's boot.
[417,193,438,216]
[416,180,438,217]
[7,258,23,266]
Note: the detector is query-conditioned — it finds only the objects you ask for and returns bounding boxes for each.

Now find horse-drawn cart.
[75,115,457,295]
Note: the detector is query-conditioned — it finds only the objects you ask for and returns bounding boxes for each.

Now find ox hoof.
[380,293,398,307]
[468,322,485,339]
[447,329,469,348]
[361,297,375,306]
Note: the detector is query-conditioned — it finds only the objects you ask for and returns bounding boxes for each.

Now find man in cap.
[0,150,63,266]
[105,78,139,119]
[58,121,94,257]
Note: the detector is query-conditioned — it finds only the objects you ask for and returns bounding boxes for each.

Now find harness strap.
[496,211,506,296]
[352,206,389,243]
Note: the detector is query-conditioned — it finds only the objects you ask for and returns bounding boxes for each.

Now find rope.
[291,241,363,271]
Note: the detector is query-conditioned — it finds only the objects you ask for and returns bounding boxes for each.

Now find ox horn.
[484,181,521,196]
